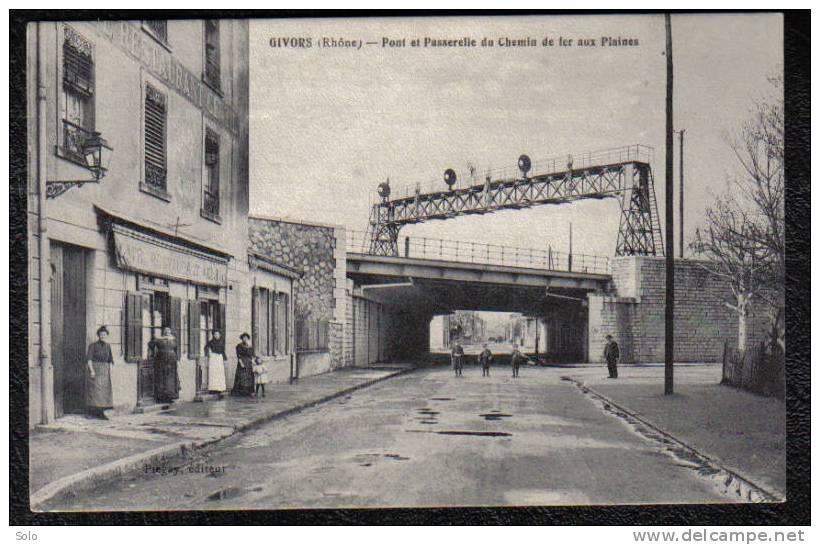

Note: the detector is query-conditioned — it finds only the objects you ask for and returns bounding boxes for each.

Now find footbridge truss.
[366,144,664,258]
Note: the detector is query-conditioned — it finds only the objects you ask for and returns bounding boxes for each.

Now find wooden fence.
[296,319,330,352]
[721,340,785,399]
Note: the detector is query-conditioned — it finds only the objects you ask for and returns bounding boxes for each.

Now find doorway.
[50,242,90,418]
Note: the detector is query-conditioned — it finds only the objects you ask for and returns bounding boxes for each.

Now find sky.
[248,14,782,258]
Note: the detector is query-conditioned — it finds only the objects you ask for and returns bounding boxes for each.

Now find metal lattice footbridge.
[364,144,664,259]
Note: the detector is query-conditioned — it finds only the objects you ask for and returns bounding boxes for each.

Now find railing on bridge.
[346,230,610,274]
[372,144,654,203]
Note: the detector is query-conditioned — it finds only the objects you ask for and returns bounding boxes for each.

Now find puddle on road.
[437,430,512,437]
[384,453,409,461]
[479,413,513,421]
[405,429,512,437]
[430,397,454,401]
[352,452,410,467]
[206,485,263,502]
[419,420,437,424]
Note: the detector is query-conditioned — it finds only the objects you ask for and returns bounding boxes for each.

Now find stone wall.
[590,256,773,364]
[249,216,350,372]
[249,216,336,322]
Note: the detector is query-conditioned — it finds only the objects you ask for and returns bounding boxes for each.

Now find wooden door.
[50,244,65,418]
[51,243,88,416]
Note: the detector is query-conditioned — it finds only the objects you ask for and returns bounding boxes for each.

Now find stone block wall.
[587,295,633,364]
[329,322,344,370]
[593,256,774,363]
[249,216,336,322]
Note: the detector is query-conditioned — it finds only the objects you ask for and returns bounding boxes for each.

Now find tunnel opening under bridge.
[429,307,587,365]
[345,256,603,366]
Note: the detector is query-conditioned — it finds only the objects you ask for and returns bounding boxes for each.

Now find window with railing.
[142,20,168,46]
[202,128,220,220]
[203,20,221,92]
[143,84,168,194]
[296,319,330,353]
[61,26,95,164]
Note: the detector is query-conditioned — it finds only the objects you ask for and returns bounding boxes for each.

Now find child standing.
[252,357,269,398]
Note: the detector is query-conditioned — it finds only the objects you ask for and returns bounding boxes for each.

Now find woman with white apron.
[204,330,228,396]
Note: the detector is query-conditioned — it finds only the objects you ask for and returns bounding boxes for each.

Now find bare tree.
[692,75,784,352]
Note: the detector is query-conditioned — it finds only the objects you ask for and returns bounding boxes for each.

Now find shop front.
[103,213,232,409]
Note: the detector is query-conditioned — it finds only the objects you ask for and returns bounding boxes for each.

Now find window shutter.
[272,293,280,355]
[169,297,182,344]
[187,300,201,358]
[144,84,167,189]
[204,20,221,88]
[251,286,260,351]
[281,293,289,354]
[63,27,93,96]
[125,292,143,362]
[144,20,168,44]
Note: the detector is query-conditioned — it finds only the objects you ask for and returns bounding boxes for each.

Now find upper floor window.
[203,20,221,92]
[143,84,168,194]
[142,20,169,46]
[202,128,221,220]
[61,26,95,164]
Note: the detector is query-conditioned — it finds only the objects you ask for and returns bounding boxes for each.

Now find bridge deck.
[347,252,611,291]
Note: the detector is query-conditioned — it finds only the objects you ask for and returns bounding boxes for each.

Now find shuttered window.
[187,300,201,358]
[258,289,270,355]
[143,20,168,45]
[253,288,290,356]
[203,20,221,91]
[251,287,260,350]
[144,84,167,191]
[63,26,93,97]
[61,26,95,163]
[203,129,220,216]
[125,292,145,362]
[276,293,289,355]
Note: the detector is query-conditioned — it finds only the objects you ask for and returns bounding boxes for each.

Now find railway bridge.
[340,144,758,366]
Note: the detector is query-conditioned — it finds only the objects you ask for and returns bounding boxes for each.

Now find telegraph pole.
[664,14,675,395]
[678,129,685,258]
[568,222,573,272]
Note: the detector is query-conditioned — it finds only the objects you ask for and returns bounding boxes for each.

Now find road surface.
[49,366,729,510]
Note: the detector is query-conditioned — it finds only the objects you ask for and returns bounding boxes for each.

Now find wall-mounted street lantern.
[46,132,113,198]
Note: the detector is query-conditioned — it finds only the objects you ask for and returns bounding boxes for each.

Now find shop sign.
[114,230,227,286]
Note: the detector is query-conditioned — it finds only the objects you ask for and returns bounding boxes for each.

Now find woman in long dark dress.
[232,332,256,397]
[149,326,180,403]
[86,326,114,419]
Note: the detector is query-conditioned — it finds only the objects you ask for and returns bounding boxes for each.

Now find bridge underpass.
[345,251,611,364]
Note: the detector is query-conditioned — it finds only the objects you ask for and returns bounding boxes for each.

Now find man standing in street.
[451,341,465,377]
[479,343,493,377]
[510,344,526,378]
[604,334,620,379]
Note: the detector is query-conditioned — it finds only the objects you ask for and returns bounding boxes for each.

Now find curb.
[30,367,415,511]
[563,376,785,503]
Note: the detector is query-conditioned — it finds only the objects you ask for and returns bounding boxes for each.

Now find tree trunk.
[737,294,749,353]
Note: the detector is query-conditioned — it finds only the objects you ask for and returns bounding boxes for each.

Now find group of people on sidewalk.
[450,342,531,378]
[84,326,272,419]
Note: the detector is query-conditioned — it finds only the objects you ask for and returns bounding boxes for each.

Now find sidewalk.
[30,364,415,510]
[566,364,786,497]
